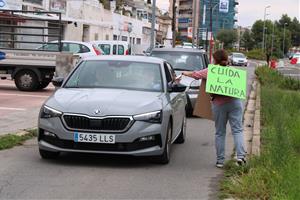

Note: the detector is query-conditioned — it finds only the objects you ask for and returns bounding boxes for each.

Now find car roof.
[151,48,205,53]
[50,40,93,46]
[84,55,165,64]
[91,40,129,45]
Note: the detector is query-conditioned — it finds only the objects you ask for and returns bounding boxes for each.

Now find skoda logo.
[94,109,101,115]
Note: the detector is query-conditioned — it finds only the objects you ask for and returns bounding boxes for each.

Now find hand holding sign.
[205,64,247,99]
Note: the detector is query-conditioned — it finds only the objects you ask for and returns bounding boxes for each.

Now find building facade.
[176,0,200,41]
[0,0,166,49]
[199,0,238,38]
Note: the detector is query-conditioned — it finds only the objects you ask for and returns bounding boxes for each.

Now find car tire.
[39,149,60,159]
[14,70,39,91]
[174,114,186,144]
[37,81,51,90]
[152,122,172,164]
[186,96,193,117]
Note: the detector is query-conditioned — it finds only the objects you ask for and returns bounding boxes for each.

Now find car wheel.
[152,122,172,164]
[174,114,186,144]
[37,81,51,90]
[39,148,60,159]
[186,95,193,117]
[14,70,39,91]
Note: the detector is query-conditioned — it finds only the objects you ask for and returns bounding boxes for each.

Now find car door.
[164,62,185,140]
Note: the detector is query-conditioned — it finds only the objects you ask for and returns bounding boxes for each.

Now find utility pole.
[192,0,197,47]
[150,0,156,51]
[271,22,275,57]
[262,5,270,51]
[283,23,287,58]
[209,0,213,62]
[172,0,176,47]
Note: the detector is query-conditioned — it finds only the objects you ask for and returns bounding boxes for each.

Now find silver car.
[150,48,209,116]
[38,56,187,164]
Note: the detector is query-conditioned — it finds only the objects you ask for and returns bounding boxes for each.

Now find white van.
[90,41,131,55]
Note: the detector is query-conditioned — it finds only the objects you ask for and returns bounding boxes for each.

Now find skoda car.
[150,48,209,116]
[38,56,187,164]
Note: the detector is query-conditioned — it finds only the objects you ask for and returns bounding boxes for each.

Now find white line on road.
[0,107,26,111]
[0,92,49,98]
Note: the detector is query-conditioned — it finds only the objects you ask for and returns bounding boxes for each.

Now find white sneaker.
[237,158,247,166]
[216,162,224,168]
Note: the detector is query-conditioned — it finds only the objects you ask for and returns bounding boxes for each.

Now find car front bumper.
[38,117,166,156]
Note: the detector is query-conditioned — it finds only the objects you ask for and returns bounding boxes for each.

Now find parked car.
[150,48,209,116]
[229,52,248,66]
[38,40,103,59]
[91,40,131,55]
[38,56,187,164]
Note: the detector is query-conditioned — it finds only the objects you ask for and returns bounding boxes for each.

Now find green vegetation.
[216,29,238,49]
[220,67,300,199]
[241,14,300,57]
[0,129,37,150]
[245,49,265,60]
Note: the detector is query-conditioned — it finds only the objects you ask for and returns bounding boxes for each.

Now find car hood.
[174,70,201,88]
[45,88,164,116]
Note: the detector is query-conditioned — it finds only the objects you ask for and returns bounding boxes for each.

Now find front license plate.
[74,132,115,144]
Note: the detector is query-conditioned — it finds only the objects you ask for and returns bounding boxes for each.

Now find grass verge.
[0,129,37,150]
[219,67,300,199]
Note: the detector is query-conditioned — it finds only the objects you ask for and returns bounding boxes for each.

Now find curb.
[243,78,261,156]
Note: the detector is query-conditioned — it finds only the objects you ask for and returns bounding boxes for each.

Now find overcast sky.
[156,0,300,27]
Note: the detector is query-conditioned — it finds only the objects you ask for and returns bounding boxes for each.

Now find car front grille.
[62,115,132,133]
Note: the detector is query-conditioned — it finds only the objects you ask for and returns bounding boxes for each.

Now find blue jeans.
[212,99,246,164]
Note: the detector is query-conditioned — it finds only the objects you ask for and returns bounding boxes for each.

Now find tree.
[241,29,254,50]
[216,29,238,49]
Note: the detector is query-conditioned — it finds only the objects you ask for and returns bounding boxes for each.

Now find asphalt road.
[0,62,257,199]
[0,80,54,135]
[277,60,300,80]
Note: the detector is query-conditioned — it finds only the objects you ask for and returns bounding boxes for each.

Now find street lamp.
[283,22,288,57]
[262,5,270,51]
[271,21,275,57]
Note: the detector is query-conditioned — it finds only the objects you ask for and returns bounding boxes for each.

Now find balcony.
[178,14,192,18]
[179,5,193,10]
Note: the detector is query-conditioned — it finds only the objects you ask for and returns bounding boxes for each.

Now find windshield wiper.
[173,68,192,71]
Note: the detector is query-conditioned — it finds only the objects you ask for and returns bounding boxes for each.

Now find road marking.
[0,107,26,111]
[0,92,49,98]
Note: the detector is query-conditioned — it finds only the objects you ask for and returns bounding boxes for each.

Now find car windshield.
[64,60,163,92]
[233,53,246,58]
[151,51,204,71]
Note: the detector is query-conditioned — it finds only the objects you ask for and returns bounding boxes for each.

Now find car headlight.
[41,105,62,118]
[133,110,162,123]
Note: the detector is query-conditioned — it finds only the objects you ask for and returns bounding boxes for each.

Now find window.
[80,44,90,53]
[122,36,128,41]
[100,44,111,55]
[64,60,163,92]
[118,45,124,55]
[113,35,118,40]
[39,43,59,51]
[137,38,141,44]
[105,34,109,40]
[67,43,81,53]
[164,63,173,83]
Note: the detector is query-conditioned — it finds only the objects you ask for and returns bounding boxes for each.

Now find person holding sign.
[179,50,246,168]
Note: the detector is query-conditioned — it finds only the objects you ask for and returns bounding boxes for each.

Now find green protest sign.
[205,64,247,99]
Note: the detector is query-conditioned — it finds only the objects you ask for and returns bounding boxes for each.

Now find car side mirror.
[52,77,64,87]
[168,82,186,93]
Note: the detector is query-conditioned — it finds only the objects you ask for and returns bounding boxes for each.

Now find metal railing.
[0,9,63,51]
